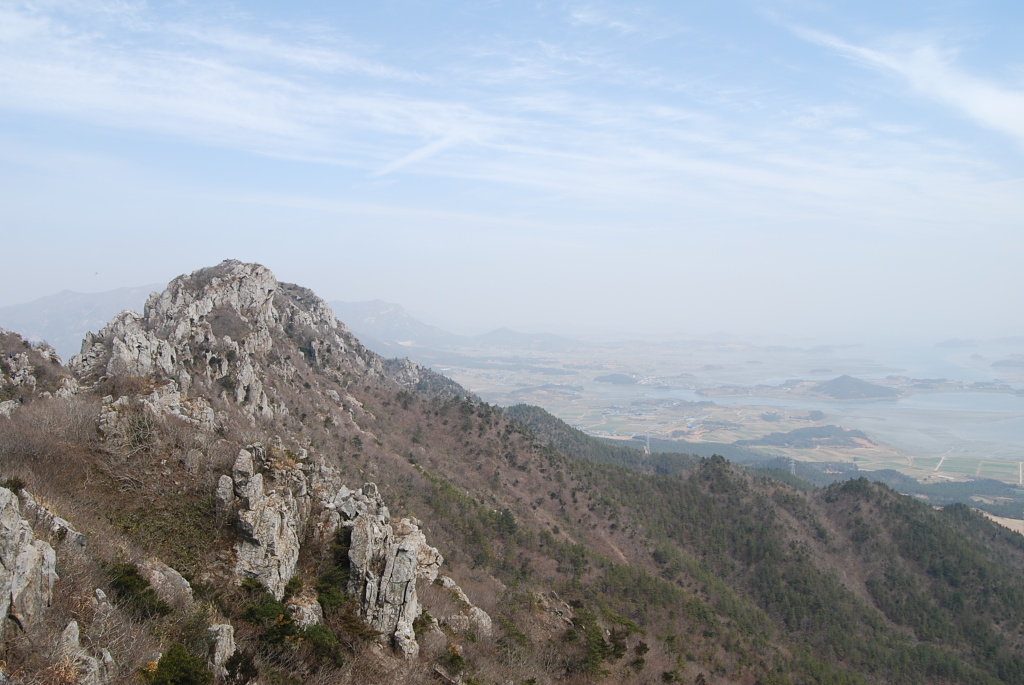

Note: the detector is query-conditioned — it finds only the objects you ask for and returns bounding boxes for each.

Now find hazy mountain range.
[0,285,159,361]
[0,288,579,362]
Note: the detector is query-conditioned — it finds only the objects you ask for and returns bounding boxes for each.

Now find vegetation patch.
[109,563,171,619]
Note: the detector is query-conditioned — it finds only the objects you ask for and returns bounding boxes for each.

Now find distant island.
[697,373,1015,403]
[737,425,875,448]
[812,375,900,400]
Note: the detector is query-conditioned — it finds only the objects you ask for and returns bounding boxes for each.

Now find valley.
[386,335,1024,485]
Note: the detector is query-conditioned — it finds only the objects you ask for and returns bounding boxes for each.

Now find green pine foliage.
[142,643,212,685]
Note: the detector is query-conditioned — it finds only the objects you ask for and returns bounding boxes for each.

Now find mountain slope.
[0,260,1022,684]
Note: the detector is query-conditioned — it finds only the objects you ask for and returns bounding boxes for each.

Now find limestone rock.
[69,260,384,421]
[215,475,235,518]
[216,437,457,660]
[18,491,87,549]
[92,588,113,614]
[208,624,236,677]
[287,592,324,628]
[437,576,493,638]
[343,485,443,659]
[0,331,76,402]
[230,445,304,599]
[0,487,57,641]
[97,382,214,445]
[60,620,115,685]
[137,560,193,607]
[381,357,473,401]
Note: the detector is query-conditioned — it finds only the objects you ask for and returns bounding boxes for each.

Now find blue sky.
[1,0,1022,342]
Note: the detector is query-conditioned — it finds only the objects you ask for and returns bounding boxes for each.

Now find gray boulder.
[0,487,57,640]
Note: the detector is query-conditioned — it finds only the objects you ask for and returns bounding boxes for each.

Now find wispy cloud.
[165,24,427,81]
[569,7,637,34]
[371,134,467,177]
[0,2,492,167]
[794,26,1024,149]
[1,0,1021,239]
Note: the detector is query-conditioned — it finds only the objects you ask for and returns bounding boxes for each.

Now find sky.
[1,0,1022,343]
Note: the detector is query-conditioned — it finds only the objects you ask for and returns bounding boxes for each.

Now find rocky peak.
[69,260,385,418]
[0,329,76,416]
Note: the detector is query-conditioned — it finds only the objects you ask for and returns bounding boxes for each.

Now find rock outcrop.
[69,261,383,419]
[59,620,115,685]
[286,592,324,628]
[339,486,443,658]
[0,487,58,640]
[17,491,87,549]
[207,624,236,678]
[138,560,193,608]
[0,329,76,413]
[381,357,474,401]
[48,261,490,663]
[437,575,493,637]
[98,381,215,437]
[229,444,308,600]
[218,441,446,657]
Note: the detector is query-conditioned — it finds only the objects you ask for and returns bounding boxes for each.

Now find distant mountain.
[737,425,875,448]
[813,374,900,399]
[328,299,466,351]
[330,300,583,354]
[936,338,978,348]
[0,285,156,360]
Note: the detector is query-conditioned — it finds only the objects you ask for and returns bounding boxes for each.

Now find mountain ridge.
[0,260,1022,684]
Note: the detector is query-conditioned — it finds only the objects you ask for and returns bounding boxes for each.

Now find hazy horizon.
[2,2,1022,343]
[1,280,1020,351]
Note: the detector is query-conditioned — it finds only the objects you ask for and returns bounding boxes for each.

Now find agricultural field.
[438,336,1024,485]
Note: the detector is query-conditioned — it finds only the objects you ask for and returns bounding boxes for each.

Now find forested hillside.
[1,261,1022,685]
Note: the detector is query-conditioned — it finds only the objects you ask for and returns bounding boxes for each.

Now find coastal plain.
[430,337,1024,485]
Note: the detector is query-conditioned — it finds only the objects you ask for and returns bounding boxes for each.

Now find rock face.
[338,486,443,658]
[0,329,76,413]
[56,261,484,661]
[98,381,215,436]
[60,620,115,685]
[0,487,58,640]
[207,624,236,678]
[437,576,493,638]
[137,560,193,608]
[286,592,324,628]
[219,441,445,657]
[18,491,87,549]
[69,260,383,418]
[381,357,474,401]
[229,444,308,600]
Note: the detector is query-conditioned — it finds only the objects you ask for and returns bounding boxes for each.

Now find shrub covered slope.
[0,261,1022,685]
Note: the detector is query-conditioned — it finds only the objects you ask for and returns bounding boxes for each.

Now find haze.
[1,1,1022,344]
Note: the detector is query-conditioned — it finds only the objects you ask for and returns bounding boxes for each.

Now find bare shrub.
[105,401,159,461]
[0,395,102,494]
